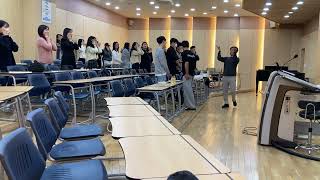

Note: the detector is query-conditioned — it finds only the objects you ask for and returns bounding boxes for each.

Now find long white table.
[144,173,244,180]
[119,135,230,179]
[104,97,148,106]
[109,116,180,138]
[108,104,160,117]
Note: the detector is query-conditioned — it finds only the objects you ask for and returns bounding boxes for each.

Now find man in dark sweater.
[217,46,240,108]
[166,38,180,76]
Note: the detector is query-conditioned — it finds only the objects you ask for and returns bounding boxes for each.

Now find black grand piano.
[256,66,305,94]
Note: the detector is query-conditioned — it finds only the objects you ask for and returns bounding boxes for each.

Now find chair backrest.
[47,64,60,71]
[145,75,155,85]
[134,77,145,88]
[26,108,58,160]
[76,61,85,69]
[54,91,70,117]
[88,70,98,78]
[27,74,51,97]
[100,69,111,76]
[123,78,136,97]
[71,71,84,80]
[0,128,45,180]
[53,60,61,66]
[7,65,28,72]
[21,60,33,66]
[131,69,137,75]
[138,69,144,74]
[54,72,72,81]
[110,80,125,97]
[44,98,67,132]
[123,70,130,75]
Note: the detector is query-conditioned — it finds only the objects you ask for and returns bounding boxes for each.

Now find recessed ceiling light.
[155,5,159,9]
[263,7,269,11]
[297,1,304,5]
[203,12,208,15]
[235,4,241,7]
[175,3,181,7]
[115,6,119,10]
[136,13,141,16]
[224,0,229,3]
[136,7,141,11]
[149,1,155,5]
[224,10,229,13]
[284,15,290,18]
[190,8,195,11]
[212,6,217,9]
[266,2,272,6]
[292,6,298,10]
[105,2,111,6]
[153,11,157,15]
[185,13,189,16]
[168,15,171,17]
[261,12,267,15]
[288,11,293,14]
[171,10,175,13]
[234,13,239,17]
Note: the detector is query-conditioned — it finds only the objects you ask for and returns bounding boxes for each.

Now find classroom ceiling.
[87,0,256,18]
[243,0,320,24]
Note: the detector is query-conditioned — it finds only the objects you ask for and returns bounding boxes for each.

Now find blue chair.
[145,75,156,85]
[71,71,85,80]
[87,70,98,78]
[21,59,33,66]
[123,78,136,97]
[76,61,85,69]
[7,65,28,84]
[45,98,103,140]
[110,80,125,97]
[26,108,106,161]
[134,77,145,88]
[0,128,108,180]
[27,74,51,97]
[54,91,70,117]
[53,59,61,66]
[47,64,60,71]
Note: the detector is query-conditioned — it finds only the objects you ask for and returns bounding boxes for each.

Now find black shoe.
[185,107,196,111]
[233,101,237,106]
[222,104,229,108]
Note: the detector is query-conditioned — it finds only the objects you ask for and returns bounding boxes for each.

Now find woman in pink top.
[36,25,57,64]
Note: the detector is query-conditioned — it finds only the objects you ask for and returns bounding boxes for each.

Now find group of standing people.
[153,36,200,110]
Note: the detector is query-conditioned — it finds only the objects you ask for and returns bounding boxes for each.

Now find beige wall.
[128,18,149,45]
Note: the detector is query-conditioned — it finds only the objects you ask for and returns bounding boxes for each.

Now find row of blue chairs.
[0,91,108,180]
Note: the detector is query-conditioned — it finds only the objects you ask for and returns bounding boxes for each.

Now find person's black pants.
[132,63,140,70]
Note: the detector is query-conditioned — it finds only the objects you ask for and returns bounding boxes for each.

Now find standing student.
[217,46,240,108]
[102,43,112,67]
[176,42,183,79]
[166,38,180,76]
[190,46,199,69]
[181,40,196,110]
[130,42,144,70]
[85,36,102,68]
[121,42,130,69]
[77,39,86,64]
[141,42,153,72]
[154,36,170,82]
[36,25,57,65]
[56,34,62,60]
[60,28,79,69]
[0,20,18,71]
[112,41,121,67]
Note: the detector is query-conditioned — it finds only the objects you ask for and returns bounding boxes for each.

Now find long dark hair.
[56,34,62,43]
[123,42,130,51]
[62,28,72,40]
[113,42,119,52]
[86,36,95,48]
[130,42,138,56]
[38,25,49,39]
[0,20,9,36]
[78,39,84,47]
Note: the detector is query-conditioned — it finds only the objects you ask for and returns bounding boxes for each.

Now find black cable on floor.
[242,127,257,136]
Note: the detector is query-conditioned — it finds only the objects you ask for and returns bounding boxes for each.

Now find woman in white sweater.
[130,42,144,70]
[77,39,86,64]
[112,41,122,67]
[85,36,102,68]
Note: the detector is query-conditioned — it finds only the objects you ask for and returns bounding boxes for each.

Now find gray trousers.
[222,76,236,104]
[183,76,196,109]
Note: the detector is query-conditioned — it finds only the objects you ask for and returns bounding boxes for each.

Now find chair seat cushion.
[41,160,108,180]
[49,138,106,160]
[299,110,320,120]
[60,124,103,140]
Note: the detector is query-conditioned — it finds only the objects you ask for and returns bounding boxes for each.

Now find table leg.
[70,87,77,125]
[164,91,168,119]
[16,96,25,127]
[171,88,175,116]
[177,85,182,112]
[155,92,161,113]
[90,84,96,123]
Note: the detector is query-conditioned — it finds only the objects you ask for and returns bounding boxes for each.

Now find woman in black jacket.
[0,20,18,71]
[61,28,78,69]
[140,42,153,72]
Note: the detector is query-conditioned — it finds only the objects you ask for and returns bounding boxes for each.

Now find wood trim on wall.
[217,17,240,30]
[56,0,127,28]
